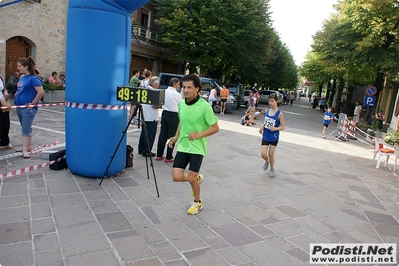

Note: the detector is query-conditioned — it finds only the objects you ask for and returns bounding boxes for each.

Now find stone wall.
[0,0,68,79]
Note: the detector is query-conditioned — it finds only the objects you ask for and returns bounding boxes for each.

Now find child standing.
[322,106,334,139]
[259,94,285,177]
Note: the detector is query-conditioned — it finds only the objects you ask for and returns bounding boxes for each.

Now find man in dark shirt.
[6,72,20,98]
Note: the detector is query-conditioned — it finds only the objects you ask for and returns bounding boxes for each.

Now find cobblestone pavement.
[1,98,398,266]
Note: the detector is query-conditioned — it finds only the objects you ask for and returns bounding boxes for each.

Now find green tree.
[157,0,284,85]
[302,1,398,112]
[265,33,298,89]
[336,0,399,100]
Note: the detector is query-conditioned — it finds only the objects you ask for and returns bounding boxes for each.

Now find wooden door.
[6,37,31,81]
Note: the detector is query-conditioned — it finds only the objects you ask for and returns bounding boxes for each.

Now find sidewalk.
[1,98,398,265]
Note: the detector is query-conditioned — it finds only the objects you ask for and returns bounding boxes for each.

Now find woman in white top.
[208,86,218,106]
[353,101,362,124]
[0,67,13,149]
[140,70,152,88]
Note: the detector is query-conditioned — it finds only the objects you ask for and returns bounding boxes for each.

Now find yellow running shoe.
[187,201,203,215]
[190,174,204,196]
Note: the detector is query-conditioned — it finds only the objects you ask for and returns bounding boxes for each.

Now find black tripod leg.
[139,106,160,197]
[139,108,151,179]
[99,104,133,185]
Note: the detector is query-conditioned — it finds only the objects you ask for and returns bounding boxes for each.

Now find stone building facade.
[0,0,68,81]
[0,0,179,82]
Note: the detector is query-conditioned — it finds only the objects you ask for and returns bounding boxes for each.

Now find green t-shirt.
[177,98,218,156]
[129,76,140,87]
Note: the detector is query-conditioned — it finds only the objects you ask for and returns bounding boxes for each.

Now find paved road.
[1,98,398,265]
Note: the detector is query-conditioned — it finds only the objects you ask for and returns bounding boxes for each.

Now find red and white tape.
[0,142,65,161]
[30,141,60,153]
[1,155,66,179]
[65,101,126,110]
[0,102,65,110]
[1,101,125,110]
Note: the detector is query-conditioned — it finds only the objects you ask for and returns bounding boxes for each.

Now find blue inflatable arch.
[66,0,149,177]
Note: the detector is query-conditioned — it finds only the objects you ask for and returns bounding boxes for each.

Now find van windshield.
[228,86,238,94]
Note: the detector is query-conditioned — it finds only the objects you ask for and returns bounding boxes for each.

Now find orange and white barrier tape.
[0,142,64,161]
[65,101,126,110]
[0,102,65,110]
[0,155,66,179]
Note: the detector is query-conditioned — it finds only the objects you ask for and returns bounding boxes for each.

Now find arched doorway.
[6,37,31,81]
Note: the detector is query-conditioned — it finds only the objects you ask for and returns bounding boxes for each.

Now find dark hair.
[181,74,201,90]
[18,57,36,75]
[132,68,140,75]
[52,71,58,76]
[145,70,152,78]
[60,74,65,78]
[169,77,180,86]
[268,93,279,102]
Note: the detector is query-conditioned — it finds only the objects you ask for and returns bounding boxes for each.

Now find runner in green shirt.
[168,74,219,215]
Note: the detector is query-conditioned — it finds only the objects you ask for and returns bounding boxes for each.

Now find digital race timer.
[116,86,165,105]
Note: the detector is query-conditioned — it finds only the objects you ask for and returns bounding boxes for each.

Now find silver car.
[258,90,282,105]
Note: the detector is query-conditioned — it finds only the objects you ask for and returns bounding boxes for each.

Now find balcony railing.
[132,25,159,44]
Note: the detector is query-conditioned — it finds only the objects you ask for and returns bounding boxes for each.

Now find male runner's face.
[182,80,198,102]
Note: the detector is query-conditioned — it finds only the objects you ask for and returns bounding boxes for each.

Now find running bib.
[324,115,330,120]
[264,117,276,129]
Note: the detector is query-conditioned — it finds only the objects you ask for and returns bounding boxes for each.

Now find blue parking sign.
[364,96,376,106]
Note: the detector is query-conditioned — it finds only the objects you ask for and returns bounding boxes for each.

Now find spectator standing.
[14,57,44,158]
[140,70,152,88]
[318,97,325,113]
[208,85,218,106]
[168,74,219,215]
[129,68,140,87]
[137,76,161,157]
[353,101,362,125]
[259,93,285,177]
[251,83,257,92]
[309,95,314,109]
[138,67,147,81]
[251,83,259,107]
[375,109,384,130]
[156,78,182,162]
[219,84,229,115]
[321,106,334,139]
[128,68,141,124]
[6,71,20,98]
[0,67,13,149]
[28,56,43,81]
[290,92,295,106]
[247,91,256,109]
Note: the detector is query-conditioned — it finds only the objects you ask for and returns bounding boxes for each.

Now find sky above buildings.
[269,0,338,65]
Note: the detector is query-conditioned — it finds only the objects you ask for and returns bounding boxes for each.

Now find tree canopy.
[301,0,399,101]
[156,0,298,88]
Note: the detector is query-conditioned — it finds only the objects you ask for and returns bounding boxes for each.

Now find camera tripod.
[99,103,160,197]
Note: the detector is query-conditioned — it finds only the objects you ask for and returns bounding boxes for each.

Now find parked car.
[258,90,282,105]
[225,83,244,108]
[200,78,237,113]
[158,72,184,90]
[158,73,237,113]
[242,90,251,108]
